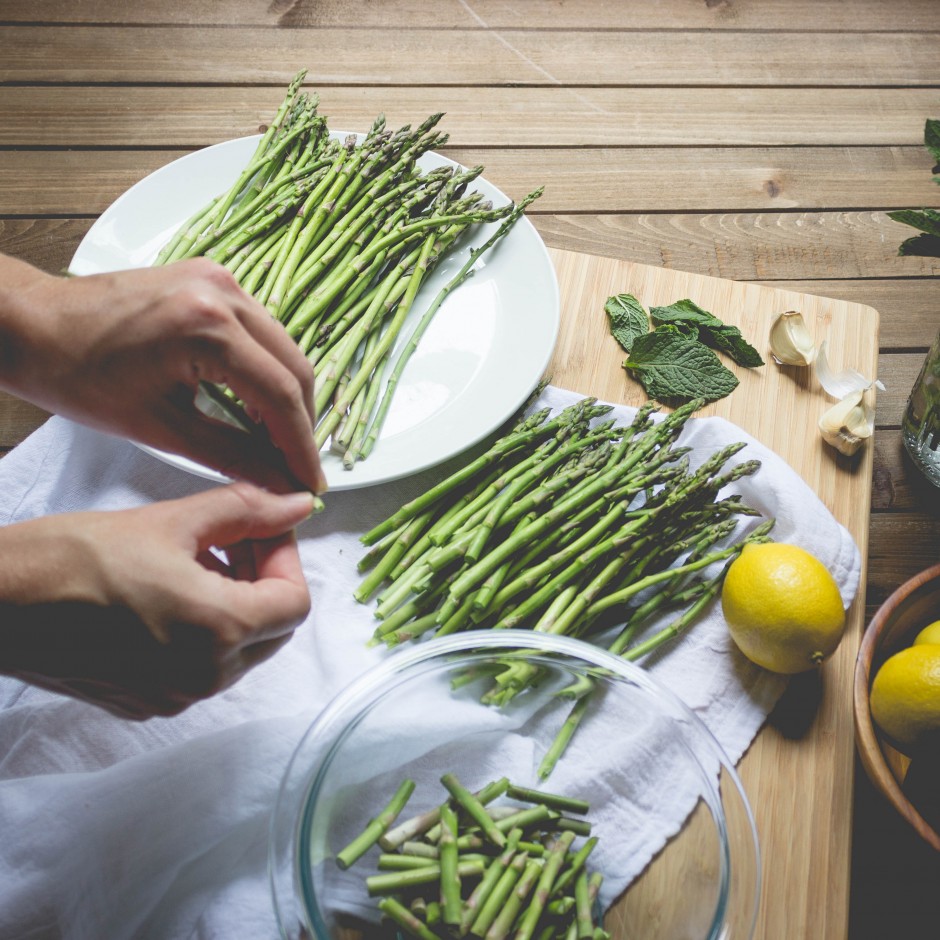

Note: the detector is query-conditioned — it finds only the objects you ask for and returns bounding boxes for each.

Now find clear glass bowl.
[269,631,760,939]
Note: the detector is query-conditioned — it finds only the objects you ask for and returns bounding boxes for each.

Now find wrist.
[0,514,107,608]
[0,255,63,392]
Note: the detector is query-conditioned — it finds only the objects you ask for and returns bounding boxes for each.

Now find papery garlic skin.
[818,389,875,456]
[769,310,816,366]
[816,340,885,399]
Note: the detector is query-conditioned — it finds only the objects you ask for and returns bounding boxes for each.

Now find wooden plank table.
[1,2,938,937]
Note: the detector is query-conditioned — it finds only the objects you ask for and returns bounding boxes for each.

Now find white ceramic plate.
[71,135,560,491]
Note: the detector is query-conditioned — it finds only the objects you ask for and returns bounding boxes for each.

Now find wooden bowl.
[854,561,940,852]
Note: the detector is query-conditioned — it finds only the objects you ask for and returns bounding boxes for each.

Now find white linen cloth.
[0,387,861,939]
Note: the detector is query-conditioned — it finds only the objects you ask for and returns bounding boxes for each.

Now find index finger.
[183,259,327,493]
[192,259,317,424]
[213,337,327,495]
[187,262,327,494]
[228,285,318,425]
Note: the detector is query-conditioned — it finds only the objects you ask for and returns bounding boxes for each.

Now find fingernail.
[282,490,318,516]
[314,470,329,496]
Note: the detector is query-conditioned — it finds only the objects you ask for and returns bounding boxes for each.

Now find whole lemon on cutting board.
[721,542,846,674]
[869,641,940,752]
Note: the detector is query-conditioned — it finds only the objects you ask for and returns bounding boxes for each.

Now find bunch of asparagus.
[337,774,607,940]
[355,396,774,775]
[358,395,772,650]
[155,70,543,466]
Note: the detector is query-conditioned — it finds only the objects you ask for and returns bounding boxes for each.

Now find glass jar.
[902,330,940,488]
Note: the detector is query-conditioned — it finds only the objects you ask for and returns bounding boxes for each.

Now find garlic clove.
[815,340,885,399]
[818,388,875,456]
[769,310,816,366]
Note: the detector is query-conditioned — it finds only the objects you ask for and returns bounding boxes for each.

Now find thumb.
[175,483,318,549]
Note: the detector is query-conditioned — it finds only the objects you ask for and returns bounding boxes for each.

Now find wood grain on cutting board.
[546,246,879,939]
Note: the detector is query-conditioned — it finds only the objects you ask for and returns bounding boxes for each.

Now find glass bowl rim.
[268,629,761,939]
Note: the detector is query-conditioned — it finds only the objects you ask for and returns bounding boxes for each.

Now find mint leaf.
[651,298,763,367]
[898,232,940,257]
[888,207,940,238]
[650,298,722,330]
[705,324,765,367]
[624,331,739,402]
[892,123,940,255]
[604,293,649,353]
[654,321,698,339]
[925,118,940,167]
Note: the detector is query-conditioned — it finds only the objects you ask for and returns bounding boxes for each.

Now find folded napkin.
[0,387,860,939]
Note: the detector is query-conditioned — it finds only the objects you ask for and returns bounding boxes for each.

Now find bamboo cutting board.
[545,246,878,940]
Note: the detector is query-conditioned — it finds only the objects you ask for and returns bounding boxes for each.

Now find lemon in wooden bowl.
[913,620,940,646]
[855,562,940,852]
[870,643,940,751]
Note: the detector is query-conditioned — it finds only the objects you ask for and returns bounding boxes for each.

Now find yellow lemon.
[869,644,940,752]
[720,542,846,674]
[912,620,940,647]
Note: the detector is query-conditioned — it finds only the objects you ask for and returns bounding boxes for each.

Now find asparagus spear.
[335,778,415,869]
[153,70,543,468]
[342,776,604,940]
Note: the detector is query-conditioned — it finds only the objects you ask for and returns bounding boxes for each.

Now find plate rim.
[71,133,560,491]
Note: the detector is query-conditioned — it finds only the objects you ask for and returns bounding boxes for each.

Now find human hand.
[1,256,326,494]
[0,483,315,719]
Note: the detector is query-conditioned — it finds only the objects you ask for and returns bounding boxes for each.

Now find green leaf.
[887,207,940,238]
[924,118,940,166]
[891,129,940,253]
[623,331,739,403]
[705,324,765,367]
[897,232,940,257]
[649,298,722,329]
[651,298,763,367]
[604,293,649,353]
[654,321,698,339]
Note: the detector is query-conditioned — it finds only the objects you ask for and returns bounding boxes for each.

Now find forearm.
[0,507,176,692]
[0,253,60,394]
[0,513,105,608]
[0,252,54,296]
[0,486,314,717]
[0,514,112,679]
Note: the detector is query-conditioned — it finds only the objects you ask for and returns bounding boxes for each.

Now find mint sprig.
[889,118,940,257]
[888,206,940,257]
[606,293,761,405]
[897,232,940,257]
[889,207,940,238]
[924,117,940,168]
